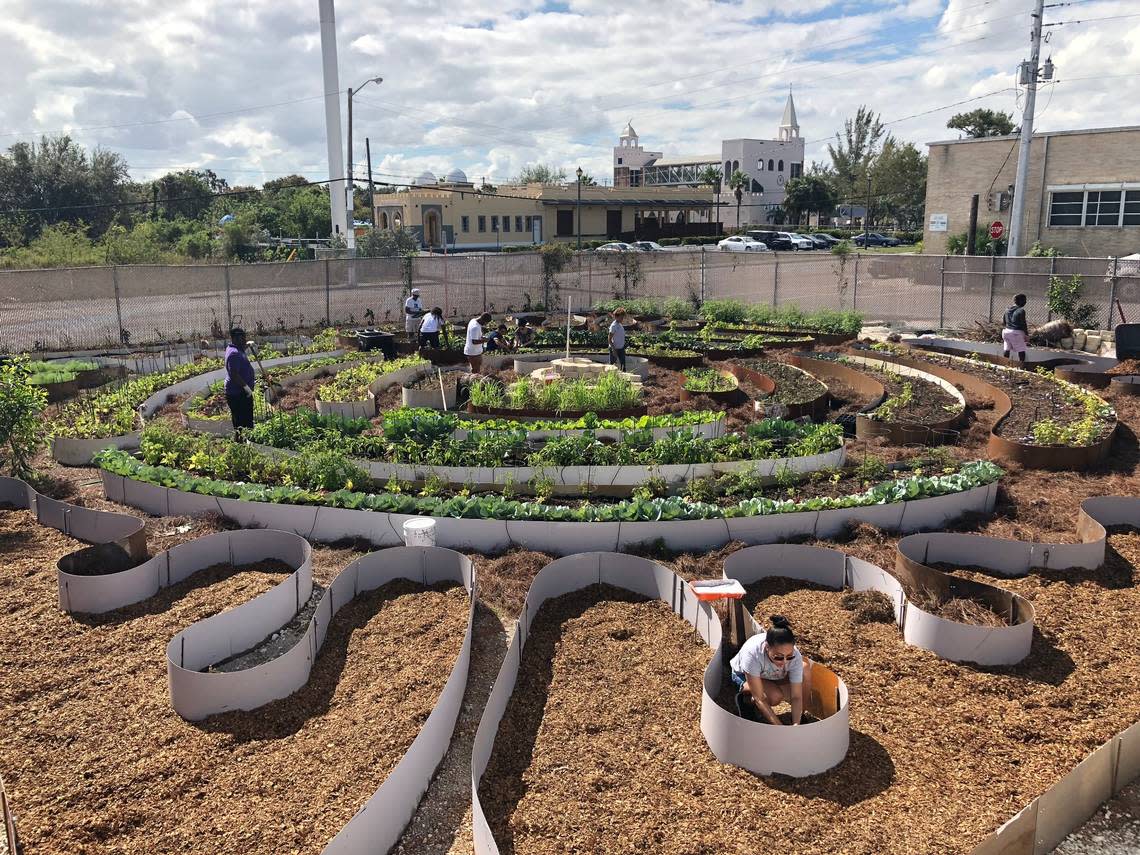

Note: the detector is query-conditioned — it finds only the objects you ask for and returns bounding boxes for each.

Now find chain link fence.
[1,250,1136,351]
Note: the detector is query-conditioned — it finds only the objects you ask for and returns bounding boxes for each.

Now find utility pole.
[317,0,348,244]
[967,194,980,255]
[576,165,583,250]
[365,137,376,228]
[346,77,383,252]
[862,176,871,247]
[1008,0,1047,257]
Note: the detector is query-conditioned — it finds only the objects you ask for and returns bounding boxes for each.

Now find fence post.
[482,254,487,312]
[938,256,946,330]
[852,254,859,311]
[700,247,706,303]
[587,254,593,307]
[987,254,996,323]
[1109,255,1119,327]
[772,254,779,307]
[323,259,332,326]
[1046,256,1056,322]
[111,265,125,344]
[223,264,233,331]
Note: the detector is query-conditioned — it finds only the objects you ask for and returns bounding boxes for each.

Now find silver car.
[717,235,771,252]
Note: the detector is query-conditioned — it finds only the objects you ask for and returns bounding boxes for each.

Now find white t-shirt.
[609,319,626,349]
[420,313,441,334]
[730,631,804,683]
[464,319,484,356]
[404,296,424,329]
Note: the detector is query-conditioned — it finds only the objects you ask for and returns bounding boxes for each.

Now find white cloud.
[0,0,1137,186]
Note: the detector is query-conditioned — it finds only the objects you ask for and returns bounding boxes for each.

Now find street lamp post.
[346,75,383,251]
[576,166,583,250]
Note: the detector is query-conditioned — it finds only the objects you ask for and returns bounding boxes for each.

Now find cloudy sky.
[1,0,1137,188]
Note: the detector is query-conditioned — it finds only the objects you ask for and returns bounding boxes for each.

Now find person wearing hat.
[404,289,425,341]
[224,328,256,436]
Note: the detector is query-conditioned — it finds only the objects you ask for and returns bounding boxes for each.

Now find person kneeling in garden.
[224,327,256,437]
[730,615,813,726]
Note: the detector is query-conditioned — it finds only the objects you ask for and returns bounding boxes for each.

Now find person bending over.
[608,308,627,371]
[419,306,444,349]
[464,312,492,373]
[223,327,256,437]
[515,319,535,348]
[1002,293,1029,363]
[730,615,813,726]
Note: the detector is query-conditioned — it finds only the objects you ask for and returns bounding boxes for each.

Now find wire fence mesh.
[0,249,1131,352]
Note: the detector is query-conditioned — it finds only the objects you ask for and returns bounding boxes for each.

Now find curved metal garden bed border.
[726,361,830,420]
[678,368,742,404]
[468,403,649,419]
[904,336,1117,388]
[629,351,705,370]
[314,360,429,420]
[50,349,346,465]
[867,348,1117,470]
[468,552,850,855]
[1,771,15,855]
[1109,374,1140,396]
[451,414,726,442]
[838,352,966,445]
[99,467,998,556]
[251,442,848,492]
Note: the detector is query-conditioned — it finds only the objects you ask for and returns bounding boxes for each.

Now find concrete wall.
[924,127,1140,255]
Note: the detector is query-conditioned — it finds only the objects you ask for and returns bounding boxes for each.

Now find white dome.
[445,167,468,183]
[413,170,437,186]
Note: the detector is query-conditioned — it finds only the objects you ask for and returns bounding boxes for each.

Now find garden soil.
[0,507,469,855]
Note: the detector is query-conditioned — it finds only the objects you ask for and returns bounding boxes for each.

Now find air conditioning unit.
[988,190,1010,212]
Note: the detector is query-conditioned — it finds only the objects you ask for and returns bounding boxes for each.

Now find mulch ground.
[0,507,469,855]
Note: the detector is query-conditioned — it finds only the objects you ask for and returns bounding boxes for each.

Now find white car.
[595,241,635,252]
[630,240,667,252]
[782,232,815,251]
[717,236,771,252]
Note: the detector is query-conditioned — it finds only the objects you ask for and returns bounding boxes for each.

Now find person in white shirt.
[464,312,492,372]
[404,289,424,340]
[608,308,627,371]
[729,615,813,726]
[419,306,444,349]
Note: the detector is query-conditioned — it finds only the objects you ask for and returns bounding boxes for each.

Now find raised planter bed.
[467,403,648,420]
[840,352,966,445]
[703,344,766,361]
[452,413,726,442]
[630,350,704,370]
[729,360,829,420]
[512,351,650,380]
[679,369,743,404]
[419,346,467,366]
[316,359,428,419]
[402,371,461,410]
[904,336,1117,387]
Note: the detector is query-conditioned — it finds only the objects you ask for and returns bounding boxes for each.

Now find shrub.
[0,357,48,477]
[1046,274,1098,328]
[662,297,694,320]
[699,299,748,324]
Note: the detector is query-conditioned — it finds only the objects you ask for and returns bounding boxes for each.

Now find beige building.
[923,125,1140,256]
[372,169,715,250]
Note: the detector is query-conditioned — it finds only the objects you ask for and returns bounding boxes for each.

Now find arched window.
[732,160,739,173]
[778,159,784,172]
[379,212,389,229]
[768,159,774,172]
[757,159,765,171]
[724,160,731,178]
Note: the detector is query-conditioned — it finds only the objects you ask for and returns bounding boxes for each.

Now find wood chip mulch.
[0,508,469,855]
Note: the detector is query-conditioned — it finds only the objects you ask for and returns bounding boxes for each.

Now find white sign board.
[928,213,948,232]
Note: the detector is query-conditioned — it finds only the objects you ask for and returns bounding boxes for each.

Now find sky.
[1,0,1138,188]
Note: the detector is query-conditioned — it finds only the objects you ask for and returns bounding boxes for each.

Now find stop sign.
[989,221,1005,241]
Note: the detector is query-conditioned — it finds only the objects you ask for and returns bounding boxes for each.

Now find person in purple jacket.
[224,328,256,435]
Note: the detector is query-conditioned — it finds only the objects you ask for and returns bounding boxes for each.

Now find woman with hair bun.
[729,615,813,726]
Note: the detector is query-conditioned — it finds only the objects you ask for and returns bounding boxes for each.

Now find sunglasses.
[768,651,795,662]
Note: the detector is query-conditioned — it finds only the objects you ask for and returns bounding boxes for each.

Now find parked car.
[717,235,771,252]
[805,234,835,249]
[595,242,635,252]
[630,241,667,252]
[852,232,901,247]
[745,230,794,251]
[782,232,816,251]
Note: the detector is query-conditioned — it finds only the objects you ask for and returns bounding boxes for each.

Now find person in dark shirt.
[1002,293,1029,362]
[224,328,256,435]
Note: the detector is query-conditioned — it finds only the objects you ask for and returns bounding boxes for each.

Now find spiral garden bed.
[9,308,1140,855]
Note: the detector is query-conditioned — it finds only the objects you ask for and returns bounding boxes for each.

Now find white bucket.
[403,517,437,547]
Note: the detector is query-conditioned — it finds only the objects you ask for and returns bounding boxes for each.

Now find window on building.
[461,216,470,233]
[491,215,500,231]
[732,160,739,173]
[768,159,775,172]
[790,163,803,179]
[556,209,574,236]
[778,160,784,172]
[1086,191,1122,226]
[1125,191,1140,226]
[478,215,487,232]
[502,215,510,233]
[515,215,524,232]
[757,159,765,171]
[617,157,623,164]
[1048,192,1084,226]
[525,215,533,232]
[724,160,731,178]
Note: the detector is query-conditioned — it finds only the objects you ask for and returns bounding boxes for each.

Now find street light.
[346,75,383,251]
[576,166,583,250]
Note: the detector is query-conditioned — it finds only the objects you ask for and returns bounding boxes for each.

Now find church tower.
[778,91,800,142]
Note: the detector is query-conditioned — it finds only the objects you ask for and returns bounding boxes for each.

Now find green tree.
[577,172,598,187]
[151,170,222,221]
[356,227,419,258]
[869,140,927,229]
[827,106,890,200]
[782,175,838,226]
[0,357,48,478]
[516,164,567,184]
[262,174,311,193]
[699,165,723,232]
[947,108,1016,138]
[728,169,749,227]
[0,135,130,245]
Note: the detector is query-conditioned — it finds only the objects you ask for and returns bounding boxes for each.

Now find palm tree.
[728,169,749,229]
[698,165,723,236]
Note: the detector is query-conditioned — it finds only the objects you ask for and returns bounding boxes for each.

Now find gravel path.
[1055,780,1140,854]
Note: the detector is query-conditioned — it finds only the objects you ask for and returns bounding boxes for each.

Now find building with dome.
[612,93,805,228]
